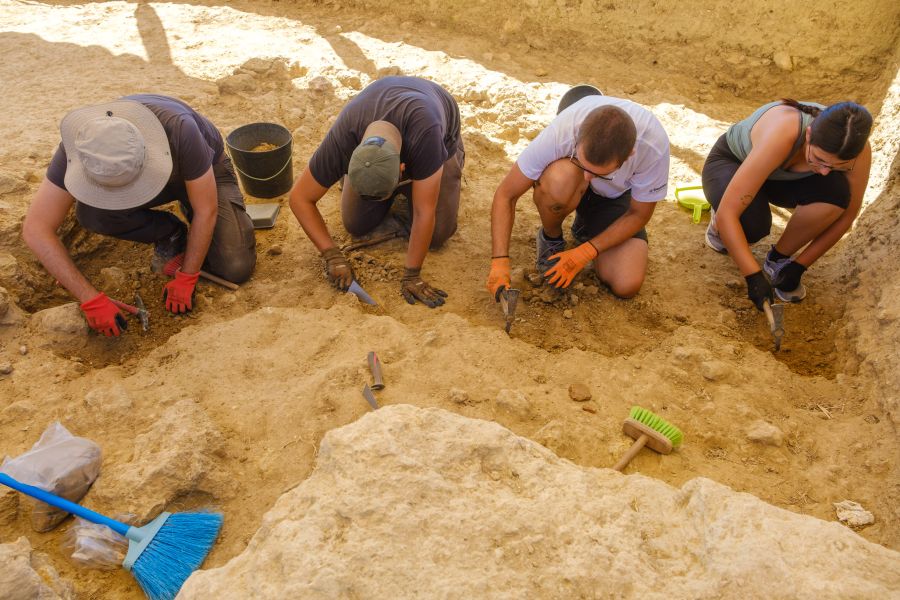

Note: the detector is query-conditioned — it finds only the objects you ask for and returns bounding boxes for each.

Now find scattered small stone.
[308,76,333,93]
[0,362,12,375]
[700,360,729,382]
[569,294,579,306]
[217,73,257,95]
[449,388,468,405]
[539,288,557,303]
[562,309,574,319]
[526,272,544,286]
[583,285,599,296]
[582,406,597,414]
[18,346,27,355]
[746,420,783,447]
[773,51,793,71]
[494,389,532,421]
[833,500,874,527]
[535,68,548,77]
[864,414,879,424]
[99,266,127,290]
[267,245,283,256]
[568,383,591,402]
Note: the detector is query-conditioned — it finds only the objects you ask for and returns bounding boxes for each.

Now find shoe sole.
[704,230,727,254]
[774,286,807,303]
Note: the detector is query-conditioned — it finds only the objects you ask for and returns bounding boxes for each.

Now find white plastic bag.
[1,422,102,531]
[62,516,129,569]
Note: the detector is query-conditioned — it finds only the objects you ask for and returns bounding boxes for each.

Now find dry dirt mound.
[180,405,900,600]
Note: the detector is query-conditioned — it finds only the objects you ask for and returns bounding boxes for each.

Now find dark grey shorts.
[571,188,649,244]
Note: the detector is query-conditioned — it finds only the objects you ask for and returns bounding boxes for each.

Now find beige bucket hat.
[60,100,172,210]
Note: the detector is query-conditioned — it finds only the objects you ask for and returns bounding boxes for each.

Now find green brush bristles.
[630,406,683,446]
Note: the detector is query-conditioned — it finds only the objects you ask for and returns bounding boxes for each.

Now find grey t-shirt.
[307,76,461,187]
[47,94,224,191]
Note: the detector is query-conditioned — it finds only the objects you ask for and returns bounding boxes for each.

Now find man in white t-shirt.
[486,87,670,301]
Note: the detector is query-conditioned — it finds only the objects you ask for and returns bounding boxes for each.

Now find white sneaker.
[764,246,807,302]
[705,208,726,253]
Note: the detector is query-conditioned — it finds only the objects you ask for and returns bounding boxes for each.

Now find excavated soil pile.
[0,1,898,598]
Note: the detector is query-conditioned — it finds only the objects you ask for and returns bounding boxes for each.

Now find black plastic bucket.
[557,84,603,115]
[225,122,293,198]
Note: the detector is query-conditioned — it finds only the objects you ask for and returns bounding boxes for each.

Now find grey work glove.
[400,267,447,308]
[322,247,354,291]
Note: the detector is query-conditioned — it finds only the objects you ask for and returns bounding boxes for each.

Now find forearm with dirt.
[289,168,336,252]
[796,145,871,268]
[587,201,655,255]
[24,229,98,302]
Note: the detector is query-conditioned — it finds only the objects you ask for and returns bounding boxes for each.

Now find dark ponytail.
[781,98,821,117]
[782,98,873,160]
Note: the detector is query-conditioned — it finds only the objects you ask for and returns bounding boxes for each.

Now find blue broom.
[0,472,222,600]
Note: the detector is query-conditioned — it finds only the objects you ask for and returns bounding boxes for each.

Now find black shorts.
[701,134,850,243]
[571,188,649,244]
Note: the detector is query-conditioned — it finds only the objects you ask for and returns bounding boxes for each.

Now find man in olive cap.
[289,76,464,308]
[23,94,256,337]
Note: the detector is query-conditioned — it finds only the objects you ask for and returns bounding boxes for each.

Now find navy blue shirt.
[308,77,461,187]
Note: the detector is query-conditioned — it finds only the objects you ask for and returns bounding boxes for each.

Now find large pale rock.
[180,406,900,599]
[91,399,223,520]
[33,303,88,336]
[0,537,74,600]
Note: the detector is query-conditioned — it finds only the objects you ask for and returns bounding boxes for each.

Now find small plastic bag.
[62,516,130,570]
[1,422,102,532]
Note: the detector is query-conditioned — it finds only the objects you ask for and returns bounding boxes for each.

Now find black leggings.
[701,135,850,243]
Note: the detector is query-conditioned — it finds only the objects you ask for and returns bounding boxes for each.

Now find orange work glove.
[486,257,511,301]
[544,242,598,288]
[163,270,200,314]
[80,292,128,337]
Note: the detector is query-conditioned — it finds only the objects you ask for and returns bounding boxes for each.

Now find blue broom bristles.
[130,511,223,600]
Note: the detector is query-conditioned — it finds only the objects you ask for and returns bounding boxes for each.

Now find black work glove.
[773,261,807,292]
[321,247,354,291]
[745,270,773,311]
[400,267,447,308]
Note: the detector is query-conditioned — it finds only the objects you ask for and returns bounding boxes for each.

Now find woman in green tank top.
[701,99,872,309]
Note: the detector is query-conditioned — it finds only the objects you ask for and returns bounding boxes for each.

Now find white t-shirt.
[516,96,670,202]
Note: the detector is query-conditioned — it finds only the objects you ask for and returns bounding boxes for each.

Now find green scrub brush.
[613,406,683,471]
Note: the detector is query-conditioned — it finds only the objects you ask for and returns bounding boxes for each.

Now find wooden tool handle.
[613,434,648,472]
[111,299,139,315]
[367,351,385,390]
[199,269,239,291]
[762,300,776,329]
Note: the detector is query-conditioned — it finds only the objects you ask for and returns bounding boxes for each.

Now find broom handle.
[612,434,648,472]
[0,472,129,536]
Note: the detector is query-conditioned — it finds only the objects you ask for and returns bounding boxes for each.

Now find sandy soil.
[0,1,898,598]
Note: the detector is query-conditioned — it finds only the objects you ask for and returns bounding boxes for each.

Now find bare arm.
[796,142,872,267]
[718,112,797,275]
[289,167,334,251]
[406,167,443,269]
[589,197,656,253]
[182,167,218,274]
[22,179,98,302]
[490,163,534,258]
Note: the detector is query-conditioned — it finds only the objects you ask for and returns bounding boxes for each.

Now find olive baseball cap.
[348,133,400,200]
[60,100,172,210]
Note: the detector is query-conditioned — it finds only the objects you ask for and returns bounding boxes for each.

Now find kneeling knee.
[608,276,644,299]
[213,253,256,284]
[429,222,457,250]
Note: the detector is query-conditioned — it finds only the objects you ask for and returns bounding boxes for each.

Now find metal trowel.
[498,287,520,334]
[762,300,785,351]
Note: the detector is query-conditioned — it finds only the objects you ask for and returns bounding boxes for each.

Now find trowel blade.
[348,280,377,305]
[499,288,520,334]
[771,303,785,351]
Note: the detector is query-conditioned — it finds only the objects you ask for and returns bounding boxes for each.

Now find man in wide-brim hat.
[23,94,256,336]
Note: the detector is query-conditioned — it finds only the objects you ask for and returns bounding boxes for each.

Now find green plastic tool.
[675,184,711,224]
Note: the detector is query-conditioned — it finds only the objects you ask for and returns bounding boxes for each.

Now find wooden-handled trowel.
[762,299,785,351]
[497,286,520,334]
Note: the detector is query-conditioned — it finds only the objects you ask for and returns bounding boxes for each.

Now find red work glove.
[544,242,598,288]
[80,292,128,337]
[486,257,511,301]
[163,270,200,314]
